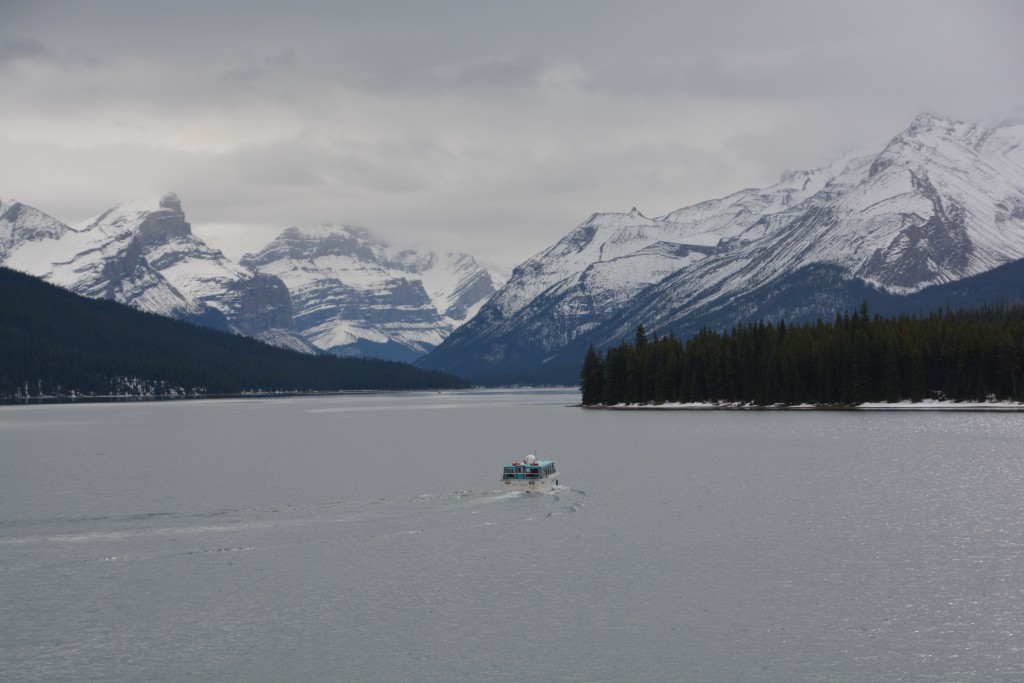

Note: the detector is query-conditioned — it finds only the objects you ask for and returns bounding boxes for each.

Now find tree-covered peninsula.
[580,304,1024,407]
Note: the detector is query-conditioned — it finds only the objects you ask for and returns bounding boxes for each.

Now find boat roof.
[506,457,555,468]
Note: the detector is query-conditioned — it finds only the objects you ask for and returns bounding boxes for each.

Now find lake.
[2,390,1022,682]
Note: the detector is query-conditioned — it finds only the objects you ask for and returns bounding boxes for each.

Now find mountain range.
[0,194,505,362]
[419,114,1024,385]
[5,113,1023,386]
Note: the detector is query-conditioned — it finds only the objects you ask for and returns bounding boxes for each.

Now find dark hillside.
[0,266,468,398]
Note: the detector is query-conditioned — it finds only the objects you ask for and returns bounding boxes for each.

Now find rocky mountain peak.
[159,192,183,213]
[1,199,70,258]
[240,223,504,360]
[136,196,192,247]
[244,224,389,265]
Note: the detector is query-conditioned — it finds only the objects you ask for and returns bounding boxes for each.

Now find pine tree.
[635,324,648,348]
[580,345,606,405]
[604,346,628,405]
[884,340,901,403]
[910,347,925,403]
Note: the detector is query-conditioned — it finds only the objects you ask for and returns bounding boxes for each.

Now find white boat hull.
[501,476,558,493]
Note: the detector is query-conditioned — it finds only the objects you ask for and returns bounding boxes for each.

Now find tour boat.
[501,454,559,492]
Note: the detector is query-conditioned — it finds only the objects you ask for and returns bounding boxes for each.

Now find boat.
[501,454,559,492]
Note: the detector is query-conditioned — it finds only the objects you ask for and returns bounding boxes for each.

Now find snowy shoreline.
[584,399,1024,412]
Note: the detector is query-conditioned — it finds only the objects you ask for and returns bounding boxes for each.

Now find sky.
[1,1,1022,268]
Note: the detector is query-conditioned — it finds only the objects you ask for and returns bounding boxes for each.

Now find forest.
[580,303,1024,406]
[0,266,469,399]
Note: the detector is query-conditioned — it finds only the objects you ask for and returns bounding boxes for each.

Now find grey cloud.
[1,1,1022,267]
[0,38,52,65]
[450,58,545,90]
[227,141,330,189]
[0,37,108,77]
[217,50,299,86]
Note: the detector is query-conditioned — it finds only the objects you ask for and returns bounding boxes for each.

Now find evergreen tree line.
[0,266,469,399]
[580,303,1024,406]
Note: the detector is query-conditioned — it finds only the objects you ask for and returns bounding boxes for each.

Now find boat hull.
[501,475,558,493]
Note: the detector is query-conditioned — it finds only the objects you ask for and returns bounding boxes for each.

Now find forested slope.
[0,266,469,398]
[581,305,1024,406]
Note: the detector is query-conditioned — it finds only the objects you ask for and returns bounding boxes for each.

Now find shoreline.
[582,399,1024,412]
[0,386,575,408]
[0,388,433,407]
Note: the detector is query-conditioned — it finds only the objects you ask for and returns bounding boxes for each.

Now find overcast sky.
[2,1,1022,267]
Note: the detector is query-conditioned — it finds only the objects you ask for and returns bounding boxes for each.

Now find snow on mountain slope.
[484,149,878,333]
[419,250,500,320]
[240,224,502,360]
[655,112,1024,318]
[75,194,297,336]
[644,114,1024,324]
[491,208,714,320]
[421,114,1024,384]
[1,199,71,263]
[660,149,869,242]
[2,196,208,319]
[1,194,302,345]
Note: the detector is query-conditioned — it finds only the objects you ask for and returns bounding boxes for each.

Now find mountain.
[0,265,469,398]
[240,224,502,362]
[420,114,1024,385]
[0,193,313,350]
[0,196,504,360]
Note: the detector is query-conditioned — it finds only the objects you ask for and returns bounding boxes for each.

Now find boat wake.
[1,486,588,575]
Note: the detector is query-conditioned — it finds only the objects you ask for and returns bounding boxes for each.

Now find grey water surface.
[1,390,1022,682]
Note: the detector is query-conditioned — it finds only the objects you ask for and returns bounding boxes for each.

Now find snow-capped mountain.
[240,225,502,361]
[0,193,311,350]
[1,194,503,360]
[2,195,203,321]
[420,114,1024,385]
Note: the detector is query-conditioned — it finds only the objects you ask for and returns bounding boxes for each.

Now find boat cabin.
[502,456,556,481]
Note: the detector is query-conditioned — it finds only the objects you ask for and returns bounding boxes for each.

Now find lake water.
[2,390,1023,682]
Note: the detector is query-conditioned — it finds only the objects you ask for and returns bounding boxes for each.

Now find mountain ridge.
[420,114,1024,385]
[0,195,504,360]
[240,223,502,362]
